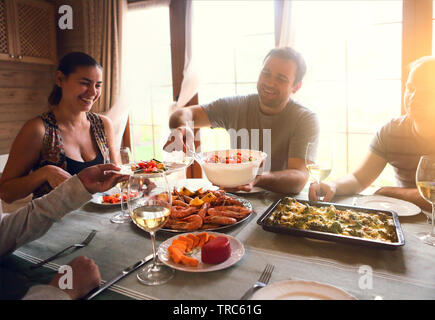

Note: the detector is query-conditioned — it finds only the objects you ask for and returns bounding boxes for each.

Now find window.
[191,1,401,188]
[191,1,275,152]
[124,6,173,162]
[287,1,402,187]
[124,1,432,191]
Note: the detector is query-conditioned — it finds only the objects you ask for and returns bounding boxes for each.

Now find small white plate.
[157,232,245,272]
[355,195,421,217]
[251,280,356,300]
[90,187,121,206]
[90,187,139,206]
[118,159,193,176]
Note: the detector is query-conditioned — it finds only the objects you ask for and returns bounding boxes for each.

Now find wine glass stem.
[316,178,323,200]
[120,185,128,217]
[150,231,157,266]
[431,203,435,237]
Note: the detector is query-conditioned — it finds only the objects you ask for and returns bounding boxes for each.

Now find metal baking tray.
[257,198,405,249]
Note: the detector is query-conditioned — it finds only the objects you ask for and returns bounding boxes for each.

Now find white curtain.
[175,0,198,109]
[277,0,295,48]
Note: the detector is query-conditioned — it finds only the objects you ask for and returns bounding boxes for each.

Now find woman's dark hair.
[263,47,307,86]
[48,52,102,106]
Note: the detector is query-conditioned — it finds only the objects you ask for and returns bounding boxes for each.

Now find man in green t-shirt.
[164,47,319,194]
[309,56,435,212]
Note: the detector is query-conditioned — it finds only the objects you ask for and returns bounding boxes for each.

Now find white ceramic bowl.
[195,149,267,188]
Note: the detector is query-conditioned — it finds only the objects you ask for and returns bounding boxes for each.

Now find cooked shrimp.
[172,200,189,207]
[214,195,242,206]
[212,205,252,214]
[171,206,198,219]
[181,194,193,203]
[200,223,220,230]
[165,214,203,231]
[198,202,211,219]
[207,208,249,219]
[203,215,237,225]
[173,189,184,199]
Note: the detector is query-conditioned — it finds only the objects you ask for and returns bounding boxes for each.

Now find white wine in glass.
[127,172,174,285]
[306,164,332,183]
[416,155,435,246]
[306,142,333,184]
[131,204,171,232]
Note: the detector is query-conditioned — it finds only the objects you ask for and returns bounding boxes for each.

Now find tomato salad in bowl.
[195,149,267,188]
[206,152,255,164]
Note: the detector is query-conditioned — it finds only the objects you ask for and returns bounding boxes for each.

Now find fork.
[31,230,97,269]
[240,264,274,300]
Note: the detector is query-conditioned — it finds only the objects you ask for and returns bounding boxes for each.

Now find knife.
[83,253,154,300]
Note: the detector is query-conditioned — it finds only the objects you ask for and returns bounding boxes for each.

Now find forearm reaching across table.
[309,151,388,202]
[251,157,309,194]
[0,175,92,257]
[255,168,309,194]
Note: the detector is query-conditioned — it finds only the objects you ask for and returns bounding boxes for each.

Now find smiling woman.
[0,52,119,203]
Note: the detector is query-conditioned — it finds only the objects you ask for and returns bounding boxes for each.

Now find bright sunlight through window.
[192,1,275,153]
[288,1,402,189]
[124,6,173,162]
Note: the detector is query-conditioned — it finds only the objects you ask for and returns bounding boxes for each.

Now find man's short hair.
[263,47,307,85]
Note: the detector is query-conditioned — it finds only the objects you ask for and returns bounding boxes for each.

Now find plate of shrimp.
[162,186,254,233]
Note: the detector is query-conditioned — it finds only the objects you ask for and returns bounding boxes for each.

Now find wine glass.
[305,141,333,185]
[111,147,133,224]
[415,155,435,246]
[127,171,175,285]
[162,125,195,167]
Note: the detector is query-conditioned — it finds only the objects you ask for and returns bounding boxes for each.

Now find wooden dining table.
[1,182,434,301]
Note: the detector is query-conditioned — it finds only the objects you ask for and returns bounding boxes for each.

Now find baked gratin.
[267,197,398,243]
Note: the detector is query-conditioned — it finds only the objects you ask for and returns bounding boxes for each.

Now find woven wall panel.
[0,0,9,55]
[16,2,53,59]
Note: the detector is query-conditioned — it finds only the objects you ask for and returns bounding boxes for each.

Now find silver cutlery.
[83,253,154,300]
[240,264,274,300]
[31,230,97,269]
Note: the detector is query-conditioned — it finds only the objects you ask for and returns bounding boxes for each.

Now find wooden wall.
[0,0,86,156]
[0,60,54,155]
[50,0,86,58]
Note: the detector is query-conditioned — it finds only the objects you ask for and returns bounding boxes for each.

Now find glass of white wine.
[111,147,133,224]
[127,171,175,285]
[305,141,333,185]
[415,155,435,246]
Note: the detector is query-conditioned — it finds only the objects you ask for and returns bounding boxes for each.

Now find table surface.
[4,184,435,300]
